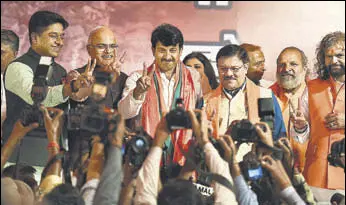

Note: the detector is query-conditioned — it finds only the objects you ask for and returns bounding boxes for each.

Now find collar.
[26,47,56,63]
[223,78,247,98]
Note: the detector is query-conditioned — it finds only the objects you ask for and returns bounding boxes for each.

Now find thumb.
[24,123,39,132]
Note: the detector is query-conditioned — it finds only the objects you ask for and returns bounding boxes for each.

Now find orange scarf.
[141,62,196,165]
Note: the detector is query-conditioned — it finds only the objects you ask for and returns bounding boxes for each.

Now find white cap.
[39,56,52,65]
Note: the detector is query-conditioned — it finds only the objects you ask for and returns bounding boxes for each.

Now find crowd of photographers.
[1,10,345,205]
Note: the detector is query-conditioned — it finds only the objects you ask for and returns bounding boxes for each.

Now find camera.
[165,98,192,130]
[328,138,345,168]
[122,129,151,170]
[67,71,115,137]
[226,119,261,143]
[20,56,52,127]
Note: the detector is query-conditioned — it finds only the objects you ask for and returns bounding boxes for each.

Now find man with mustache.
[270,47,310,172]
[67,26,129,169]
[118,23,202,166]
[3,11,92,142]
[204,44,286,162]
[302,31,345,189]
[240,43,273,88]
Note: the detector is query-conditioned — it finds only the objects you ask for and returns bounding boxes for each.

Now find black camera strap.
[13,139,24,179]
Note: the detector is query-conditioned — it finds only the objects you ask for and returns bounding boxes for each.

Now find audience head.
[1,29,19,73]
[276,46,308,90]
[216,44,249,90]
[2,164,38,196]
[240,43,265,84]
[151,23,184,73]
[183,52,219,89]
[331,193,345,205]
[41,183,85,205]
[29,10,69,57]
[87,26,118,68]
[157,179,205,205]
[315,31,345,80]
[1,177,35,205]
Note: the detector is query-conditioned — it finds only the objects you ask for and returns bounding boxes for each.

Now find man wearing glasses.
[204,44,286,162]
[3,11,92,142]
[67,26,128,167]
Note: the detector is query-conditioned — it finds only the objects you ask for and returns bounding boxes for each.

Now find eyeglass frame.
[87,43,119,52]
[218,64,246,74]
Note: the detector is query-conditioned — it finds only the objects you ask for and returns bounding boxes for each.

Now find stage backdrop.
[1,1,345,81]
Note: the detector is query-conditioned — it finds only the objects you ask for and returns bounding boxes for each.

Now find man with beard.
[270,47,310,172]
[302,31,345,189]
[204,44,286,162]
[240,43,273,88]
[118,23,201,166]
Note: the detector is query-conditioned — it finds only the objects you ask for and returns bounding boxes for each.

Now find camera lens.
[135,139,145,148]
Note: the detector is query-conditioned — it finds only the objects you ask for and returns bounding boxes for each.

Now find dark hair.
[2,164,38,193]
[330,193,345,205]
[151,23,184,49]
[157,179,205,205]
[216,44,249,65]
[277,46,308,69]
[315,31,345,80]
[28,10,69,44]
[1,29,19,52]
[183,52,219,89]
[42,183,85,205]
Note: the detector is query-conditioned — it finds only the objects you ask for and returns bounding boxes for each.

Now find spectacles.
[88,44,118,52]
[219,65,244,74]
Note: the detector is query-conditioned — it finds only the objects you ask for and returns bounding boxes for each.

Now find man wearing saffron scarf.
[270,47,310,172]
[118,23,201,166]
[302,31,345,190]
[204,44,286,162]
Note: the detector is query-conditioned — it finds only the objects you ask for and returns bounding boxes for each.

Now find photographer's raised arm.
[188,109,237,205]
[134,115,170,205]
[218,135,259,205]
[93,114,125,205]
[41,107,64,177]
[1,120,38,172]
[261,155,305,205]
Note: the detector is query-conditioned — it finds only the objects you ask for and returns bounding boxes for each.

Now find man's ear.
[14,51,18,57]
[244,63,249,71]
[87,45,92,56]
[30,33,38,44]
[151,47,155,56]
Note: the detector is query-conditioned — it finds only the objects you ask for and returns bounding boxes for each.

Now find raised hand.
[325,112,345,130]
[218,134,237,165]
[260,155,292,190]
[74,58,97,91]
[188,108,209,147]
[153,113,171,148]
[290,98,308,131]
[133,63,155,100]
[108,113,126,148]
[41,106,64,143]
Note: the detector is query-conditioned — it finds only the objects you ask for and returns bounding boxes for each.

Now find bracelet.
[70,79,79,93]
[47,142,60,150]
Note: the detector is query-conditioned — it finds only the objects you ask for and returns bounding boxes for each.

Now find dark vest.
[3,48,68,142]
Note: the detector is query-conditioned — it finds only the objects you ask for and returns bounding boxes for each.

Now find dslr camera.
[328,138,345,168]
[67,72,115,138]
[20,56,52,126]
[123,129,151,169]
[165,98,192,131]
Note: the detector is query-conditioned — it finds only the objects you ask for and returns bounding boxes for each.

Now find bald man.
[67,26,128,167]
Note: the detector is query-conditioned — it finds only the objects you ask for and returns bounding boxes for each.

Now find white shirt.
[259,79,274,88]
[5,62,68,107]
[118,67,202,120]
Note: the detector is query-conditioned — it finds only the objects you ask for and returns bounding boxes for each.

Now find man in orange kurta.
[270,47,310,172]
[303,32,345,190]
